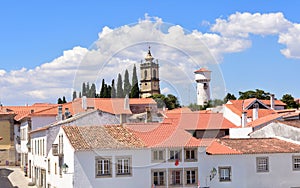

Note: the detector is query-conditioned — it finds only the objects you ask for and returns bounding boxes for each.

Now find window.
[169,149,181,161]
[152,169,166,186]
[48,159,50,173]
[153,69,156,79]
[256,157,269,172]
[144,70,147,79]
[54,163,57,175]
[152,150,165,162]
[293,156,300,171]
[219,166,231,182]
[184,148,197,161]
[59,135,63,155]
[96,157,112,177]
[185,168,197,185]
[116,156,131,176]
[170,169,182,185]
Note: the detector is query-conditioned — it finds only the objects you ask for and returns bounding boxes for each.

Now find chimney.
[64,108,70,119]
[241,111,247,128]
[57,105,63,121]
[252,103,259,121]
[270,94,275,110]
[124,94,129,110]
[82,96,87,110]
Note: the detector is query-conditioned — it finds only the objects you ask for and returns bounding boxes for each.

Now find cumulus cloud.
[0,47,88,105]
[2,13,300,105]
[210,12,300,59]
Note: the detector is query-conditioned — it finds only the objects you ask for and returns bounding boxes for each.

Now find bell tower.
[140,46,160,98]
[194,68,211,106]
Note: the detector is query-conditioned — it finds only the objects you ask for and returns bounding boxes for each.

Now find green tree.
[281,94,298,109]
[72,91,77,101]
[238,89,270,100]
[82,82,86,97]
[130,64,139,98]
[100,79,105,98]
[224,93,236,103]
[117,73,124,98]
[57,98,63,104]
[90,83,96,98]
[130,83,140,98]
[86,82,90,97]
[123,69,131,96]
[111,79,116,98]
[150,94,180,110]
[62,96,67,103]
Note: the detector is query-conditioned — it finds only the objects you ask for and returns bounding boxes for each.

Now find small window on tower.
[153,70,156,79]
[144,70,147,79]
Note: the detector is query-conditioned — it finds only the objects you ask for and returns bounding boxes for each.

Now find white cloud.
[278,24,300,58]
[0,70,6,76]
[2,13,300,105]
[211,12,292,37]
[210,12,300,59]
[0,47,88,105]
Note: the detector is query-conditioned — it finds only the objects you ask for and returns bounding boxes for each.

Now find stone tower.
[194,68,211,106]
[140,47,160,98]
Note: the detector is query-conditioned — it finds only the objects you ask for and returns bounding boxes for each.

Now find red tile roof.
[261,99,286,106]
[277,120,300,129]
[247,113,283,128]
[206,138,300,155]
[194,68,211,73]
[5,104,57,121]
[62,125,144,151]
[165,111,236,130]
[225,99,277,118]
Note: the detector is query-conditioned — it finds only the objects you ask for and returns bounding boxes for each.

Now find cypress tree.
[62,96,67,103]
[100,79,105,98]
[130,64,139,98]
[111,79,116,98]
[86,82,90,97]
[124,69,131,96]
[57,98,63,104]
[90,83,96,98]
[82,82,86,97]
[117,73,124,98]
[72,91,77,100]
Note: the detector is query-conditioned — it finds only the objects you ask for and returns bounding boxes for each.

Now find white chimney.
[57,105,63,121]
[241,111,247,128]
[124,94,129,110]
[270,94,275,110]
[252,103,259,121]
[82,96,87,110]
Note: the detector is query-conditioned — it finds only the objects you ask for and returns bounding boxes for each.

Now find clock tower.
[140,47,160,98]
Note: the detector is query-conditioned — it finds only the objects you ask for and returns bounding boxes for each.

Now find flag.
[175,159,179,166]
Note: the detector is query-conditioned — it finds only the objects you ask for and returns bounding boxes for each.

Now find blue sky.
[1,1,300,105]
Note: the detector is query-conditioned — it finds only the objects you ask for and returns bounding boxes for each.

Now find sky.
[1,1,300,105]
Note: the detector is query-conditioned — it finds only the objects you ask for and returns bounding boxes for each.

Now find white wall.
[223,106,241,126]
[229,127,253,138]
[73,149,150,188]
[199,152,300,188]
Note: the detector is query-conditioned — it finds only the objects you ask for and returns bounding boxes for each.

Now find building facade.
[140,47,160,98]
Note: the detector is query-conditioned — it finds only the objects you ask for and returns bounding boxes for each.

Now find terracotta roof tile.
[247,113,283,128]
[62,125,144,151]
[194,68,211,73]
[206,138,300,155]
[277,120,300,129]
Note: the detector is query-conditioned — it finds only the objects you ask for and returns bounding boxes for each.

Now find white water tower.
[194,68,211,106]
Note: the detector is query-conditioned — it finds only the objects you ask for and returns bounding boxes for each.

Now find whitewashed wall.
[73,149,151,188]
[199,152,300,188]
[223,106,241,126]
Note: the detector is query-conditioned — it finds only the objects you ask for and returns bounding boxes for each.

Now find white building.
[204,138,300,188]
[194,68,211,106]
